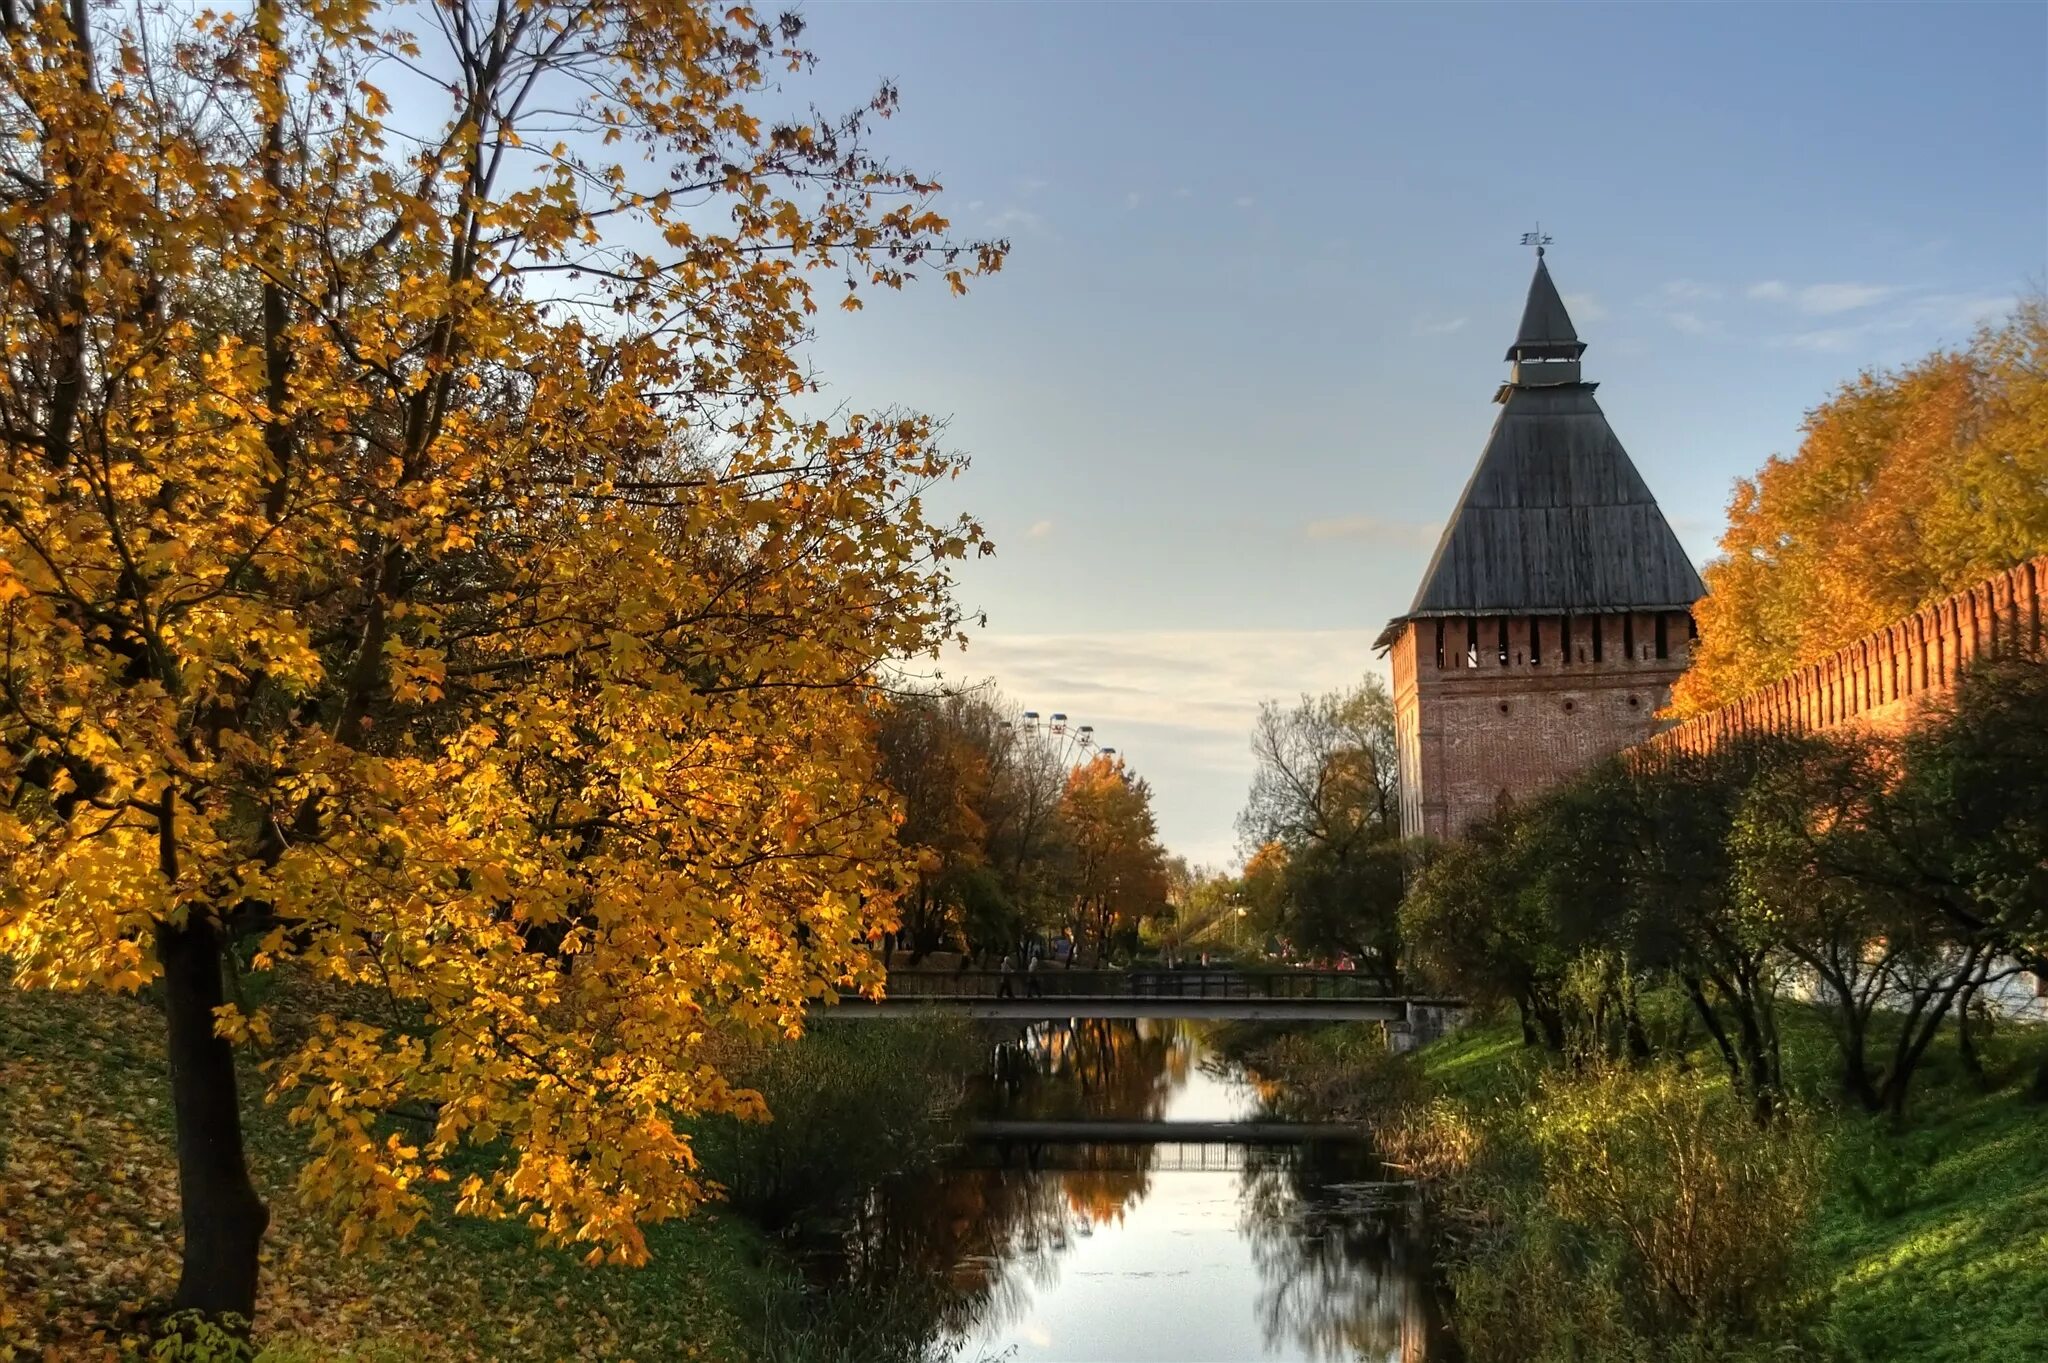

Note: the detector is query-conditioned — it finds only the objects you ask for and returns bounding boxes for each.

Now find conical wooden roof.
[1386,257,1704,635]
[1505,255,1586,361]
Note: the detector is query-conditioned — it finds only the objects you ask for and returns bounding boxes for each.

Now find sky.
[782,1,2048,868]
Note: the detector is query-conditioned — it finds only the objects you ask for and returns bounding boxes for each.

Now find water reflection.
[1240,1144,1441,1362]
[798,1020,1445,1362]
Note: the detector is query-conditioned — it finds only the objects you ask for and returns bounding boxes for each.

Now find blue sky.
[789,1,2047,867]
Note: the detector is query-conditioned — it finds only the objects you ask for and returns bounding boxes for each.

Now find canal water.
[802,1019,1449,1363]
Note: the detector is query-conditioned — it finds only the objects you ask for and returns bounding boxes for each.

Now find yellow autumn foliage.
[0,0,1002,1287]
[1674,302,2048,715]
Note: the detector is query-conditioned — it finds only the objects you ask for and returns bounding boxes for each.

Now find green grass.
[1809,1032,2048,1363]
[1227,1002,2048,1362]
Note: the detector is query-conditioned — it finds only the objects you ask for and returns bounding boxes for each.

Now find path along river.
[797,1018,1454,1363]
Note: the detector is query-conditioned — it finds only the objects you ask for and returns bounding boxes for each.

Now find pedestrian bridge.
[827,968,1460,1025]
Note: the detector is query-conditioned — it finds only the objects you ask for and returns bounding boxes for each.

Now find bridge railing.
[880,967,1398,1001]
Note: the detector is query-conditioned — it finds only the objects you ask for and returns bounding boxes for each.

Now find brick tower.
[1379,251,1706,841]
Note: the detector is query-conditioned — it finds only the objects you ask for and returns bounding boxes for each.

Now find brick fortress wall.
[1641,556,2048,758]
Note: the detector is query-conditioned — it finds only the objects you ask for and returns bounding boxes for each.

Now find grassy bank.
[1224,1006,2048,1363]
[0,983,978,1362]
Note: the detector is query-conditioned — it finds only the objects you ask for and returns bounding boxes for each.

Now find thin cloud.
[1667,310,1714,336]
[1775,327,1865,354]
[1796,283,1897,315]
[1561,291,1608,322]
[1766,291,2014,353]
[1662,279,1724,303]
[1123,190,1143,210]
[1746,280,1789,301]
[1027,519,1055,539]
[1413,314,1469,337]
[1303,515,1443,547]
[984,206,1047,235]
[1232,195,1254,209]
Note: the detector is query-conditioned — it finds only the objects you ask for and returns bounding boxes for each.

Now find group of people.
[995,945,1046,998]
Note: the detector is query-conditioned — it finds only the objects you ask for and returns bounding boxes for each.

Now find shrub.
[1528,1063,1822,1332]
[1448,1219,1641,1363]
[691,1017,980,1223]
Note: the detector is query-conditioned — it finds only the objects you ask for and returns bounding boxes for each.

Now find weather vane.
[1521,224,1553,257]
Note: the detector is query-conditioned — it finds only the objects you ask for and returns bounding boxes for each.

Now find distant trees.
[1676,301,2048,714]
[1059,754,1171,960]
[1400,657,2048,1118]
[874,689,1170,963]
[1235,676,1405,982]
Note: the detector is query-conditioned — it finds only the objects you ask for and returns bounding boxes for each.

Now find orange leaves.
[1675,304,2048,715]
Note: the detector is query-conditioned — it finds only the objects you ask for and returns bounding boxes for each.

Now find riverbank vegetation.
[1230,1005,2047,1363]
[0,980,980,1361]
[1216,655,2048,1360]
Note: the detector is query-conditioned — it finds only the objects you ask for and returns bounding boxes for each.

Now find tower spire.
[1505,249,1585,364]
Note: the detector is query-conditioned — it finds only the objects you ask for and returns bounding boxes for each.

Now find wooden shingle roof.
[1382,257,1705,642]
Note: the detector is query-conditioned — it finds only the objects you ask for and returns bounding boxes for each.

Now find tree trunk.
[1880,955,1976,1121]
[1681,974,1741,1087]
[1623,1000,1652,1062]
[159,917,269,1322]
[1839,1009,1881,1113]
[1955,980,1985,1083]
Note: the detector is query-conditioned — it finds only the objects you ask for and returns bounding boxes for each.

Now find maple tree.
[0,0,1001,1327]
[874,689,994,957]
[1056,754,1169,960]
[1674,302,2048,714]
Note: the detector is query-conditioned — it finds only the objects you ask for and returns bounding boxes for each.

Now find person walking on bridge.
[997,950,1019,999]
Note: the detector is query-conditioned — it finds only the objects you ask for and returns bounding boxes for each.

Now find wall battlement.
[1641,556,2048,757]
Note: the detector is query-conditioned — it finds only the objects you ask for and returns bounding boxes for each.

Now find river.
[798,1018,1451,1363]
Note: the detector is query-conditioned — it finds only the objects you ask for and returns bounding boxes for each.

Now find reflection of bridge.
[837,969,1461,1024]
[969,1140,1253,1173]
[969,1119,1361,1143]
[959,1117,1389,1174]
[958,1140,1405,1176]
